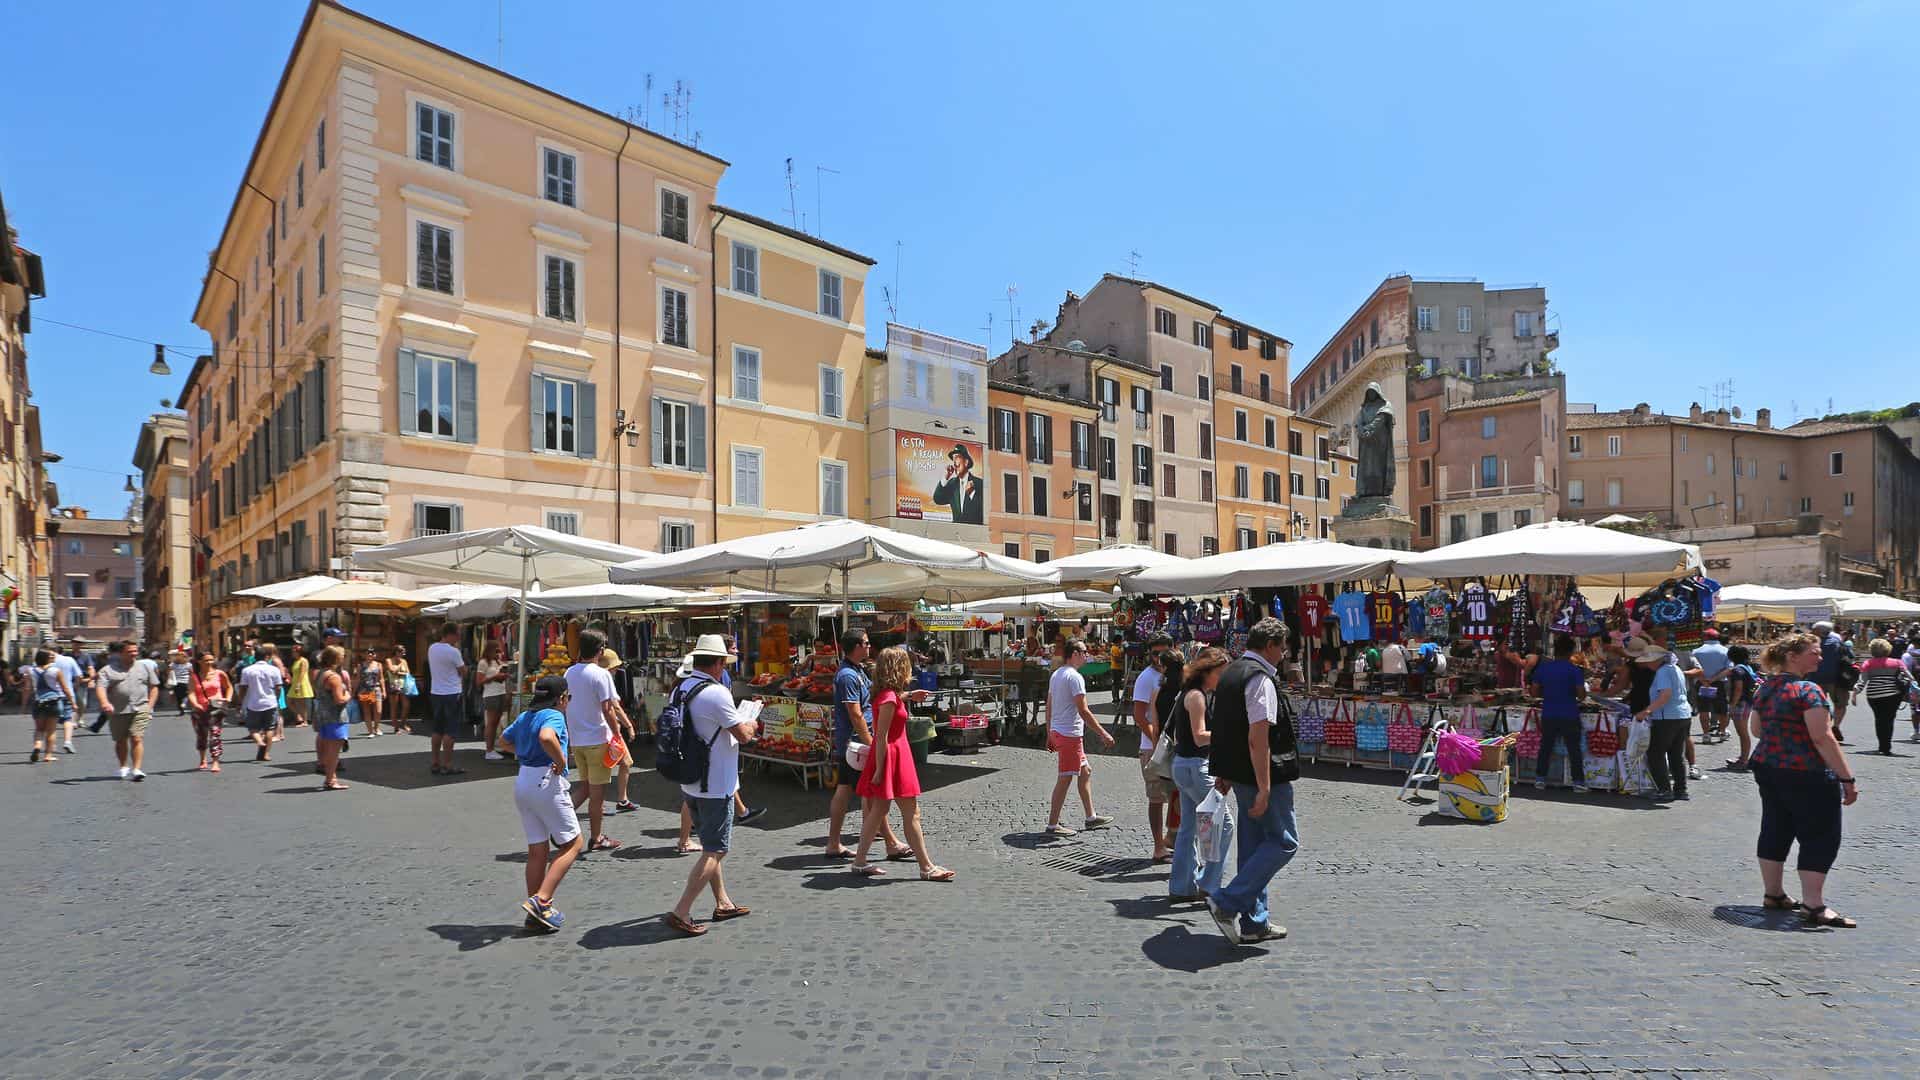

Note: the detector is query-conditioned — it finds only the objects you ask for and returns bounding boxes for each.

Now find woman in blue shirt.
[504,676,583,932]
[1630,639,1695,801]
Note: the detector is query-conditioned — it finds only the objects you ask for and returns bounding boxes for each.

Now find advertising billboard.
[895,432,987,524]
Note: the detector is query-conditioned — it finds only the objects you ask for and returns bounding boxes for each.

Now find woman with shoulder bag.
[186,652,231,773]
[1851,638,1913,755]
[1167,647,1231,903]
[356,646,387,739]
[1748,632,1860,928]
[312,645,352,791]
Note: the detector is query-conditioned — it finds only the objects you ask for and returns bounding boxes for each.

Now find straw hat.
[688,633,735,659]
[1621,634,1664,663]
[597,647,623,670]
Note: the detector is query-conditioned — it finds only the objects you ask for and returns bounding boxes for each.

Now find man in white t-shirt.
[237,644,286,763]
[1045,638,1115,836]
[667,635,761,937]
[563,629,630,853]
[425,625,469,776]
[1131,633,1175,860]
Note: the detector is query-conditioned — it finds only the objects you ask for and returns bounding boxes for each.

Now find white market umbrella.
[1389,520,1701,584]
[352,525,656,713]
[955,591,1112,618]
[270,581,440,651]
[1592,513,1647,528]
[1122,538,1395,595]
[607,519,1057,603]
[1716,584,1844,623]
[431,583,697,621]
[1044,544,1189,589]
[1835,594,1920,620]
[231,574,342,602]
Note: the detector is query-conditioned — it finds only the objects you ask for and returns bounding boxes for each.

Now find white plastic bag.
[1194,788,1231,864]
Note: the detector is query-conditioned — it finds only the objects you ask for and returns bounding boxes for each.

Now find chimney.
[1714,409,1730,426]
[1688,402,1703,421]
[1756,407,1772,430]
[1633,402,1651,420]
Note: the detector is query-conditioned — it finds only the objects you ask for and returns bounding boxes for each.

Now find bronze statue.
[1354,382,1395,501]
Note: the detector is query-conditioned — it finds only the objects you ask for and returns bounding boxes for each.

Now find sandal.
[589,836,622,852]
[920,866,956,882]
[322,781,349,791]
[850,863,887,877]
[1724,758,1749,772]
[429,765,445,776]
[1762,893,1804,911]
[1803,906,1857,929]
[665,912,707,936]
[884,848,916,862]
[710,905,751,921]
[675,843,701,855]
[822,849,857,860]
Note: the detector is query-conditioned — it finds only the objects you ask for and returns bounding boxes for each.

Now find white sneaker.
[1687,766,1704,781]
[1571,784,1591,793]
[483,751,504,761]
[1532,779,1547,790]
[117,766,131,780]
[130,769,146,782]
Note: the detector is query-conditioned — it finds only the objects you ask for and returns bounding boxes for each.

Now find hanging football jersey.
[1695,575,1721,620]
[1458,583,1496,640]
[1422,587,1453,641]
[1406,593,1427,637]
[1299,592,1331,636]
[1505,582,1536,650]
[1368,590,1400,642]
[1331,590,1372,643]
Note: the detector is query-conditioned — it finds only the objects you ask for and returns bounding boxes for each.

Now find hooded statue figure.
[1354,382,1395,501]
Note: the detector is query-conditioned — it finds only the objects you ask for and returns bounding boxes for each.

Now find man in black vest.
[1205,617,1298,945]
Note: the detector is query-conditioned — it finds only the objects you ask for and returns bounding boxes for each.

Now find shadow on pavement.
[798,868,890,891]
[578,916,680,949]
[1415,814,1486,826]
[428,923,528,950]
[1711,904,1817,932]
[257,752,503,792]
[608,843,691,862]
[48,775,126,785]
[1000,831,1077,851]
[1108,896,1205,923]
[1140,924,1270,971]
[764,852,852,872]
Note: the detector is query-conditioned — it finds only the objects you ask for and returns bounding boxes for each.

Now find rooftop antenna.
[496,0,504,66]
[642,74,652,129]
[1005,285,1020,349]
[982,311,994,348]
[815,164,839,236]
[784,158,799,228]
[1126,249,1142,276]
[882,286,898,323]
[893,241,904,323]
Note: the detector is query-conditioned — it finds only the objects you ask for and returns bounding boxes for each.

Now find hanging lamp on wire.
[148,344,172,377]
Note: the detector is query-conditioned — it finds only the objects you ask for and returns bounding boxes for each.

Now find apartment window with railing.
[1071,421,1093,469]
[661,286,690,348]
[1229,365,1243,395]
[414,501,461,537]
[1100,436,1117,481]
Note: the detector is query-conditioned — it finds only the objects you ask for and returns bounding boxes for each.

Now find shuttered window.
[1032,475,1048,518]
[732,448,764,508]
[660,286,689,347]
[651,397,705,471]
[397,349,476,443]
[1027,413,1052,463]
[819,367,844,418]
[415,221,454,293]
[732,346,761,402]
[660,189,690,242]
[543,255,577,322]
[414,502,462,537]
[316,234,326,296]
[542,148,577,206]
[818,270,842,319]
[821,462,847,517]
[731,242,759,295]
[415,103,454,168]
[1071,421,1092,469]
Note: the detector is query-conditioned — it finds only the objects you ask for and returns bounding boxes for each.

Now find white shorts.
[513,766,582,846]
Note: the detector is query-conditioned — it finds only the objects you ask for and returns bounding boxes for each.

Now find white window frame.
[654,397,695,470]
[1568,433,1582,456]
[657,184,692,243]
[818,269,843,320]
[410,94,459,171]
[539,142,579,208]
[414,500,461,537]
[1606,478,1623,506]
[660,285,691,349]
[731,446,765,509]
[732,345,762,403]
[1456,306,1472,333]
[1606,434,1621,457]
[1153,307,1176,336]
[1567,478,1585,505]
[1829,451,1844,476]
[1706,452,1716,475]
[535,373,580,454]
[730,240,760,296]
[410,352,460,440]
[408,212,461,297]
[543,510,581,535]
[819,365,845,419]
[660,519,696,552]
[1514,310,1535,338]
[820,459,848,517]
[538,250,581,323]
[1416,305,1435,332]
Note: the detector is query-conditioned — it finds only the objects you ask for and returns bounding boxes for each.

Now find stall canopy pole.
[512,552,532,721]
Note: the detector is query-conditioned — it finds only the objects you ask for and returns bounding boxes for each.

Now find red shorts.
[1048,731,1087,776]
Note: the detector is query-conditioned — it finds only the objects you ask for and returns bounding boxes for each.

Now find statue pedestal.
[1333,502,1414,552]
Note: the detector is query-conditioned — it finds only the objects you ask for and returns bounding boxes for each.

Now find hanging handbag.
[1354,701,1390,753]
[1513,707,1542,762]
[1148,729,1176,779]
[1586,711,1621,757]
[1322,698,1357,748]
[1296,695,1327,747]
[1386,702,1422,768]
[1453,703,1484,742]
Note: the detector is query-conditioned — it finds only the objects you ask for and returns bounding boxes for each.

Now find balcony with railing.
[1434,458,1552,505]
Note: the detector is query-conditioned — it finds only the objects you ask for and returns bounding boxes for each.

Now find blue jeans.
[1210,781,1299,929]
[1169,755,1231,897]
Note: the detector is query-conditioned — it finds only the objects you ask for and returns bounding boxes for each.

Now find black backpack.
[654,675,726,791]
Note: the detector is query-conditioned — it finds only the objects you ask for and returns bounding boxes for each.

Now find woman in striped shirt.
[1850,638,1914,755]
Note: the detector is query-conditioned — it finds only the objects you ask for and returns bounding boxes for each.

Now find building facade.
[985,381,1100,561]
[1,192,55,660]
[1564,403,1920,595]
[47,511,140,647]
[1406,374,1565,547]
[184,2,862,641]
[713,208,873,541]
[133,412,193,649]
[1291,275,1556,514]
[865,325,992,547]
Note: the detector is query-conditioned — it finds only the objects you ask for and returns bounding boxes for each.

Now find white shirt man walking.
[238,644,286,763]
[1204,618,1299,946]
[425,625,468,776]
[564,629,631,853]
[1045,637,1116,836]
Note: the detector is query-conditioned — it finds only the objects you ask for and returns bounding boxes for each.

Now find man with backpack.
[663,635,761,937]
[1813,620,1856,741]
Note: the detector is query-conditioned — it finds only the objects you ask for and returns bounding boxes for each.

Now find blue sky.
[6,0,1916,514]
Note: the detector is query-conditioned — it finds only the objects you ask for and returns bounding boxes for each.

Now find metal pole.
[511,553,532,720]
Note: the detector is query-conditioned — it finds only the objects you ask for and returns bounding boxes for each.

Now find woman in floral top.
[1748,633,1860,928]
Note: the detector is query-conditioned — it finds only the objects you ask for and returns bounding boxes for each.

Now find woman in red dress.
[851,647,954,881]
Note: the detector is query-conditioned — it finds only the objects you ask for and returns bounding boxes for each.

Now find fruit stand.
[738,648,838,788]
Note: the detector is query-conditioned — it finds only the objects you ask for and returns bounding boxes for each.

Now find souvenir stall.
[951,590,1115,745]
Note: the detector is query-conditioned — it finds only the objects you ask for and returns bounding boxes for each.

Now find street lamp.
[148,344,172,377]
[612,409,641,448]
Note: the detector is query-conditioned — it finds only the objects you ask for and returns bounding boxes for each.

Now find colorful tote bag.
[1295,695,1328,746]
[1354,701,1391,754]
[1586,711,1621,758]
[1322,698,1357,748]
[1386,702,1423,768]
[1513,707,1542,762]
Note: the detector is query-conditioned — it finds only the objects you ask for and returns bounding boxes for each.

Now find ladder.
[1397,711,1452,802]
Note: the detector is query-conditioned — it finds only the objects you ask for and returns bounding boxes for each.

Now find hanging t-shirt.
[1422,588,1452,641]
[1458,584,1496,640]
[1506,583,1536,649]
[1406,596,1427,637]
[1331,591,1372,643]
[1695,576,1721,620]
[1299,593,1330,636]
[1369,591,1400,643]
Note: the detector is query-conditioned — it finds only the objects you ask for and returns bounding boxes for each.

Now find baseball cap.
[528,675,567,707]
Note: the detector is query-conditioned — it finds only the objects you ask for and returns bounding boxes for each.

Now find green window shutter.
[455,359,478,444]
[689,403,707,473]
[397,349,417,434]
[577,382,597,459]
[529,374,547,452]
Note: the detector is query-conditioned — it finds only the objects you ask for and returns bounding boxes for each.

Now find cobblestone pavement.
[3,695,1917,1079]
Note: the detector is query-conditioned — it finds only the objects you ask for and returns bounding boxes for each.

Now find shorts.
[570,744,613,786]
[427,693,464,736]
[109,711,151,741]
[1049,731,1087,777]
[515,766,582,846]
[833,750,864,789]
[1140,752,1175,802]
[1696,691,1728,715]
[684,794,734,854]
[243,708,278,733]
[32,698,69,722]
[315,721,351,742]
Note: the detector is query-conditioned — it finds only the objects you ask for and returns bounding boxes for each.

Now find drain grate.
[1039,849,1151,878]
[1582,890,1730,936]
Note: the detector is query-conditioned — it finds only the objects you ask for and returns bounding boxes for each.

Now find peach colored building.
[132,412,193,648]
[1,197,55,658]
[985,381,1100,561]
[1207,313,1313,550]
[712,208,873,540]
[1563,404,1920,594]
[1406,375,1565,547]
[183,3,848,641]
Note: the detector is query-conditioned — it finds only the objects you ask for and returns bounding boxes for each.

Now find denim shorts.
[243,708,278,733]
[685,795,734,854]
[428,693,463,735]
